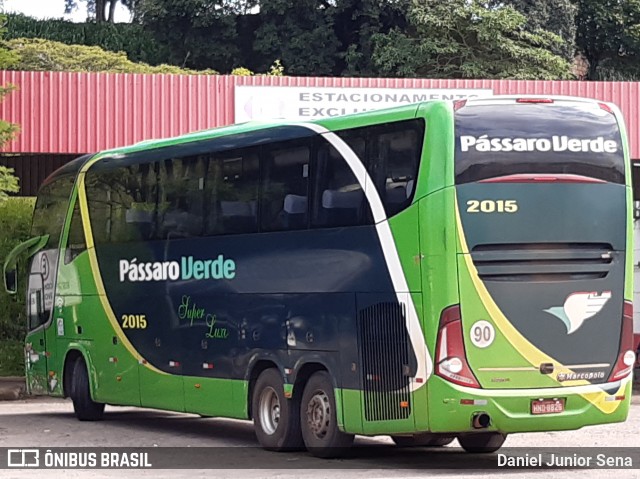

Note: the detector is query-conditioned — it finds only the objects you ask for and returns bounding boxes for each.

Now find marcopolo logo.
[460,135,618,154]
[119,256,236,283]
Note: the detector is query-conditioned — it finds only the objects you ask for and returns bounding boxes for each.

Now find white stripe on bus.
[299,123,432,390]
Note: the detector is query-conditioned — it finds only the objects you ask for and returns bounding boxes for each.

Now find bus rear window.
[455,103,625,184]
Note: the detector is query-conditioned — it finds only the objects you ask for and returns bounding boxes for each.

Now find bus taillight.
[516,98,554,104]
[453,99,467,111]
[607,301,635,382]
[598,102,614,114]
[435,305,480,388]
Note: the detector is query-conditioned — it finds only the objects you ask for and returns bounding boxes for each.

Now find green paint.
[184,376,246,419]
[338,388,363,434]
[427,377,631,434]
[388,206,422,293]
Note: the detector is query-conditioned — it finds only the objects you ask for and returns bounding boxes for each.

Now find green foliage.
[0,87,20,174]
[0,14,19,69]
[9,1,640,81]
[0,198,35,350]
[0,166,19,201]
[231,66,253,76]
[0,16,21,203]
[252,0,339,76]
[137,0,240,72]
[333,0,411,77]
[230,60,284,77]
[371,0,572,79]
[575,0,640,80]
[7,38,219,74]
[267,59,284,77]
[0,339,24,376]
[6,13,168,65]
[498,0,577,63]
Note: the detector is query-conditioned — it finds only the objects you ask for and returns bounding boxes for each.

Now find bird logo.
[544,291,612,334]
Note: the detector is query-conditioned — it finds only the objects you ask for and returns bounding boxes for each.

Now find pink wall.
[1,71,638,157]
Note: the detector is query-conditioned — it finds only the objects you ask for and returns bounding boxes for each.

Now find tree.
[575,0,640,80]
[0,15,19,200]
[371,0,572,79]
[64,0,140,23]
[253,0,339,75]
[498,0,577,63]
[332,0,410,76]
[136,0,239,71]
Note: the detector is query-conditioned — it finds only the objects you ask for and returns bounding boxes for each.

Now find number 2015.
[122,314,147,329]
[466,200,518,213]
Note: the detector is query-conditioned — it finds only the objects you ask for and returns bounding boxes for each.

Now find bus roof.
[90,102,427,160]
[81,94,620,166]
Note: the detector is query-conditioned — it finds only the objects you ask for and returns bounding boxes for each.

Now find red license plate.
[531,398,565,415]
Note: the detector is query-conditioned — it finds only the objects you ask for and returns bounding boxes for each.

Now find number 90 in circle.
[470,320,495,348]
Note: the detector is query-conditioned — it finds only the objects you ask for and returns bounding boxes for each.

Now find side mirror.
[4,267,17,295]
[3,235,49,296]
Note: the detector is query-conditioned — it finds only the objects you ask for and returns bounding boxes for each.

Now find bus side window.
[261,141,310,232]
[158,156,206,239]
[336,119,424,218]
[64,200,86,264]
[206,149,259,236]
[86,165,157,244]
[377,126,421,216]
[311,142,372,229]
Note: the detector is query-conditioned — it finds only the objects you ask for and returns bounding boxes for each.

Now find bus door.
[25,249,58,395]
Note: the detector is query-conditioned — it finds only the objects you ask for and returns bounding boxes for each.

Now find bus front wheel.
[70,358,105,421]
[300,371,354,458]
[457,432,506,453]
[392,434,455,447]
[252,368,303,451]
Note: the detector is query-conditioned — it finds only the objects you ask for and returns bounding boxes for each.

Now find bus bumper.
[427,376,632,434]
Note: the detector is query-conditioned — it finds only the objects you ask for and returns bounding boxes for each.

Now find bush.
[6,13,168,66]
[8,38,220,75]
[0,197,35,349]
[0,197,34,376]
[0,339,24,376]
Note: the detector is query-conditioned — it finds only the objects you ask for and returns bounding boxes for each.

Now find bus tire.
[70,358,105,421]
[300,371,354,458]
[457,432,506,453]
[392,434,455,447]
[252,368,303,451]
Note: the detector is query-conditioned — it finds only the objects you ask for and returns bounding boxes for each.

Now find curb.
[0,377,25,401]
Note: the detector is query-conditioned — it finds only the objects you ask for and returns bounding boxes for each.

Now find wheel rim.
[258,386,280,435]
[306,390,331,440]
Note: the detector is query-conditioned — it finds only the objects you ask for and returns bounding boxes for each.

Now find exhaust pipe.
[472,412,491,429]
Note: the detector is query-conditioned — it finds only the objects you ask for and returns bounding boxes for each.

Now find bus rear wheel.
[70,357,105,421]
[300,371,354,458]
[457,432,506,453]
[252,368,303,451]
[392,434,455,447]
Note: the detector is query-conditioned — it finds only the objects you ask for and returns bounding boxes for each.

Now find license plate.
[531,398,565,415]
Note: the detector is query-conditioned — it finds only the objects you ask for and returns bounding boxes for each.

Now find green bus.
[4,96,635,457]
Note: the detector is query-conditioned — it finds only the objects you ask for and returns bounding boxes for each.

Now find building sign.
[234,86,493,122]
